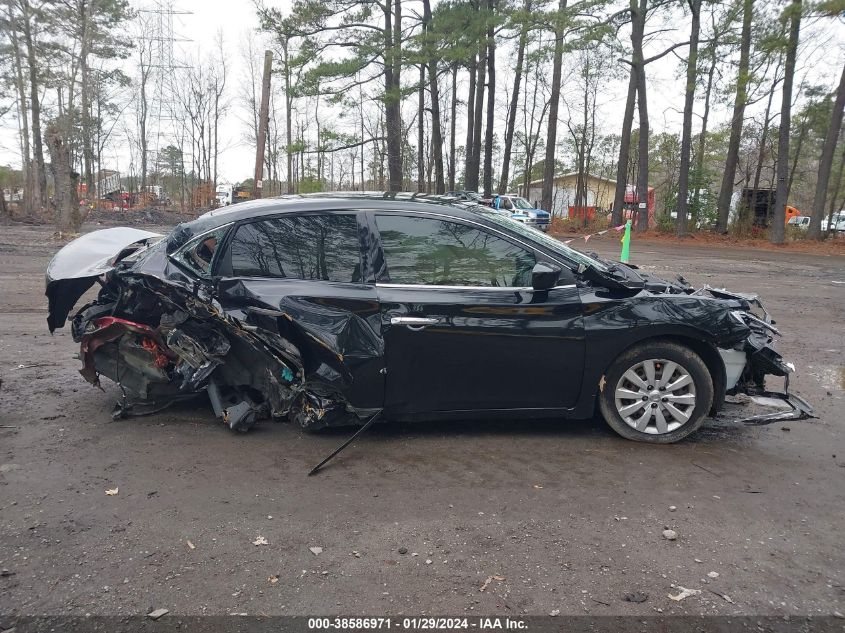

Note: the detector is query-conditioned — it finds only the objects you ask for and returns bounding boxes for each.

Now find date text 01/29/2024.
[307,618,528,630]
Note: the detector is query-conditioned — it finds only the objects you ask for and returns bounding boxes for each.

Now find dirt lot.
[0,220,843,618]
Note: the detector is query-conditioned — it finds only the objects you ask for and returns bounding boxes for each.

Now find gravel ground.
[0,221,843,618]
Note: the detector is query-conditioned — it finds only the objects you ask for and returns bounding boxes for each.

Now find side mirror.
[531,262,562,291]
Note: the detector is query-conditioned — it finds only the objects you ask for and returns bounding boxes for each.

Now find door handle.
[390,316,440,330]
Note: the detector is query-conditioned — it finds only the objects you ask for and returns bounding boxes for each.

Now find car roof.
[181,192,488,235]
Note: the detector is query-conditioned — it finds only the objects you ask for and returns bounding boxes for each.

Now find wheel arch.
[596,334,727,416]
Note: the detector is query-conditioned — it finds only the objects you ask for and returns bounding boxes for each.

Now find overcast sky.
[1,0,843,185]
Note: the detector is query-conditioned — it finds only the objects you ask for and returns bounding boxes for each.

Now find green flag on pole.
[620,219,632,263]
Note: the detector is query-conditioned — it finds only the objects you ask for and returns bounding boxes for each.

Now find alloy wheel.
[614,358,697,435]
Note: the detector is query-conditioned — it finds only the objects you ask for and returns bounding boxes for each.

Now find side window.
[174,227,229,278]
[375,215,536,287]
[229,214,361,282]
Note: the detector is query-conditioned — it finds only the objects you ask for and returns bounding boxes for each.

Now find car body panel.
[377,283,585,415]
[215,276,385,411]
[46,227,163,332]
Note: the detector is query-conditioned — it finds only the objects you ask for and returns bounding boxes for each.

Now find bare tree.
[715,0,754,233]
[18,0,49,210]
[807,61,845,239]
[211,31,228,188]
[135,14,154,197]
[540,0,568,214]
[498,0,531,195]
[482,0,497,198]
[675,0,701,236]
[422,0,445,193]
[771,0,801,245]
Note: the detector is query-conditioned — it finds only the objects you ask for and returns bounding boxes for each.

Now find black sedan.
[45,193,809,443]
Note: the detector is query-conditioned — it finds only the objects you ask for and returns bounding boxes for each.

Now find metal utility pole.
[253,49,273,199]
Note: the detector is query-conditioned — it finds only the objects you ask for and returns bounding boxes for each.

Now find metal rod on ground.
[253,50,273,199]
[308,412,382,476]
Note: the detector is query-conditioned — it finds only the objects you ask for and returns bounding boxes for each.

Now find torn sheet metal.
[50,225,382,434]
[728,389,815,425]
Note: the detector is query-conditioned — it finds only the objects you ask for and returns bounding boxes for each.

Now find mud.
[0,222,843,617]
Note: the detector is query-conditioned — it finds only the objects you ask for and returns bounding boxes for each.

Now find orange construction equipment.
[784,206,802,225]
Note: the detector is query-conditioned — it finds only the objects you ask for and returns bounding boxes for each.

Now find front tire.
[598,341,713,443]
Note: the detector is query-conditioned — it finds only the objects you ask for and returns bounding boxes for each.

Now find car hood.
[513,209,550,218]
[46,227,163,332]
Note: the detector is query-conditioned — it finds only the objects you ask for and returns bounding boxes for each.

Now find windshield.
[478,210,609,271]
[511,197,533,210]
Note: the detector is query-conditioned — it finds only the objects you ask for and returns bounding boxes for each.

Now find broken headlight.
[731,310,780,337]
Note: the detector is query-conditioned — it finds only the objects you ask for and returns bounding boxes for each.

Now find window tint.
[376,215,536,287]
[229,214,361,282]
[175,227,229,278]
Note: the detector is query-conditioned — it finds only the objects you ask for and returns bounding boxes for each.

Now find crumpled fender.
[46,227,162,332]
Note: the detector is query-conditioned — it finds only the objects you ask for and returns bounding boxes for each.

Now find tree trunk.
[466,37,486,192]
[20,0,47,211]
[498,0,529,194]
[807,61,845,239]
[612,67,637,225]
[750,75,779,223]
[283,38,294,193]
[464,53,477,187]
[449,62,458,191]
[675,0,700,236]
[826,141,845,232]
[482,0,496,198]
[541,0,568,214]
[383,0,403,192]
[786,114,808,201]
[422,0,445,193]
[771,0,801,245]
[715,0,753,233]
[139,59,149,201]
[690,40,718,223]
[46,124,81,233]
[417,64,426,192]
[359,83,366,190]
[78,0,95,196]
[632,0,649,231]
[6,5,31,199]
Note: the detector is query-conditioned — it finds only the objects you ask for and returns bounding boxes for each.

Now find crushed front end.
[703,287,814,424]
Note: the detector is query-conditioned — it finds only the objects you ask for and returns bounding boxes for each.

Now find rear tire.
[598,341,713,443]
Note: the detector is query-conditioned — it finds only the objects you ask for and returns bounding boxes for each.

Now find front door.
[372,212,585,416]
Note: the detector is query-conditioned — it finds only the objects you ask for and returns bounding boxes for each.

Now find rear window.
[229,214,362,282]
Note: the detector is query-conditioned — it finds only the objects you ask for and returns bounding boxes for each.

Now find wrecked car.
[45,193,810,443]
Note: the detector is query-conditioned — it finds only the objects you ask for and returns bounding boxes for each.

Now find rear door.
[214,211,384,411]
[372,212,585,416]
